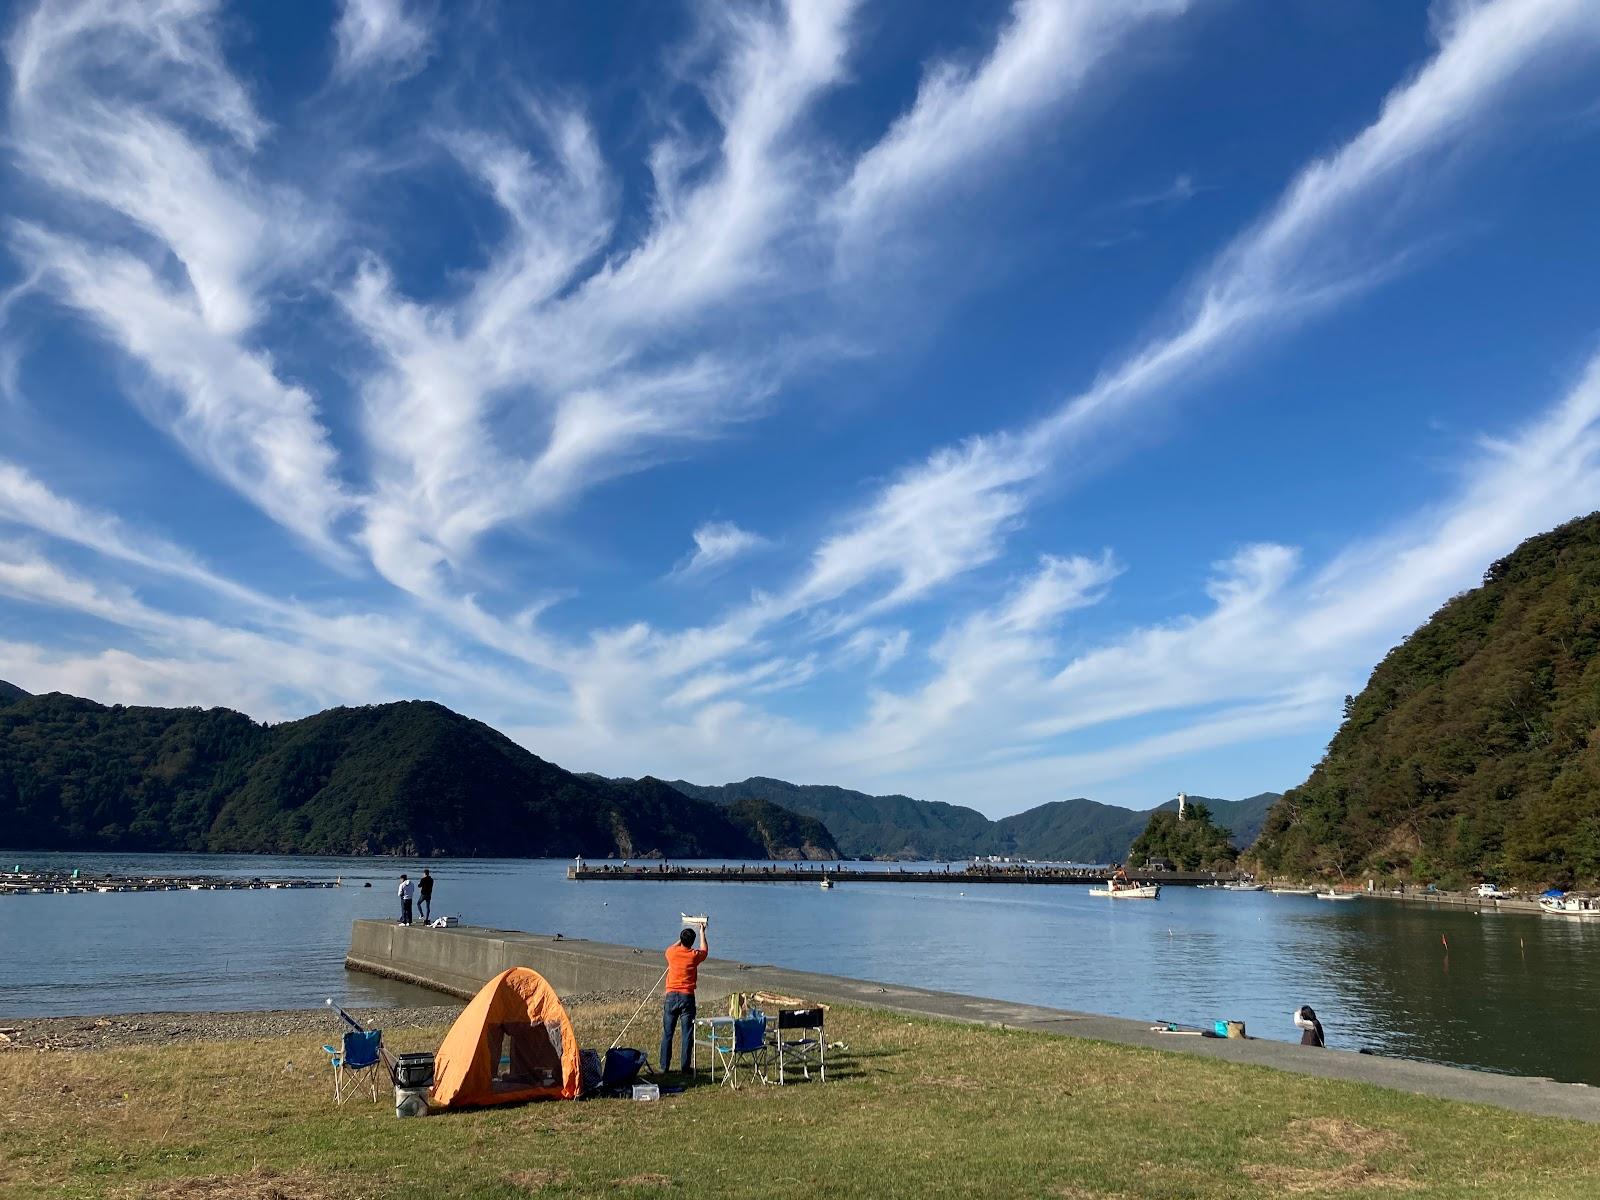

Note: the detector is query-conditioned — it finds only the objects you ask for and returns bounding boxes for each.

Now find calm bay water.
[4,851,1597,1085]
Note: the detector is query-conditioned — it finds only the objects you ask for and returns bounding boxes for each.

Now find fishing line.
[604,966,668,1049]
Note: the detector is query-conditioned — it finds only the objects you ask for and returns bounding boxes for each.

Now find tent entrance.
[488,1020,565,1092]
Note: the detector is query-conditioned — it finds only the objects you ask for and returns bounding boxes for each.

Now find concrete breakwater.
[0,868,339,896]
[568,863,1227,886]
[345,919,1600,1122]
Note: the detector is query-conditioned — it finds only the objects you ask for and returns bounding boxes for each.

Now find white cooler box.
[395,1086,430,1117]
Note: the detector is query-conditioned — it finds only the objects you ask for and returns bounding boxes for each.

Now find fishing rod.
[608,966,671,1051]
[608,912,708,1050]
[325,998,366,1033]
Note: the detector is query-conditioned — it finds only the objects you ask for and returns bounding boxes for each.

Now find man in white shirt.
[397,874,414,925]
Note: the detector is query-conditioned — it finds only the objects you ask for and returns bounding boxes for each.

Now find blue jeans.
[660,991,695,1073]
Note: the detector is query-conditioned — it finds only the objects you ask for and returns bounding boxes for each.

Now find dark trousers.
[400,898,412,925]
[660,991,695,1073]
[419,893,431,923]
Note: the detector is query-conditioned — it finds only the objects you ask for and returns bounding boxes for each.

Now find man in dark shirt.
[660,923,709,1074]
[418,869,434,924]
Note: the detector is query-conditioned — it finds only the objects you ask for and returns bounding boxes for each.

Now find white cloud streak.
[6,0,350,555]
[835,0,1193,251]
[675,521,769,577]
[3,0,1600,816]
[333,0,431,81]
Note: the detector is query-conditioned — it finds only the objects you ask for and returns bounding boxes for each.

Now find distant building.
[1145,857,1176,872]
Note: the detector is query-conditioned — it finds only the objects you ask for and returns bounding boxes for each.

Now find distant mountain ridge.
[669,776,1280,862]
[0,691,821,859]
[0,679,28,705]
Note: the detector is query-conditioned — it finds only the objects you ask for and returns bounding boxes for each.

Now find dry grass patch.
[502,1167,570,1193]
[1243,1116,1420,1194]
[132,1168,340,1200]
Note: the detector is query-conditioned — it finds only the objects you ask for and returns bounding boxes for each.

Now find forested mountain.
[0,679,28,705]
[1251,513,1600,888]
[725,797,839,860]
[671,776,1280,862]
[0,692,807,859]
[669,776,995,859]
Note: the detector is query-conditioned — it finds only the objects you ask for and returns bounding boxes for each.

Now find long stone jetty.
[0,868,339,896]
[567,863,1227,885]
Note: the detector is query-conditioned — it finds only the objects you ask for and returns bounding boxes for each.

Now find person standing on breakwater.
[397,874,414,926]
[418,869,434,924]
[660,922,709,1075]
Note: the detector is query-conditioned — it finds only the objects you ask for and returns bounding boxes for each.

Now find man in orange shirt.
[659,924,709,1074]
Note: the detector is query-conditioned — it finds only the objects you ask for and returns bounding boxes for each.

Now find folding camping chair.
[767,1008,826,1084]
[702,1011,767,1089]
[323,1028,383,1104]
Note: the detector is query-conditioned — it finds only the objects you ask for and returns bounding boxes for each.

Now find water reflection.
[3,852,1595,1084]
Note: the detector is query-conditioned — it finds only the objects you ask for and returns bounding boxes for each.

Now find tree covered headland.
[0,691,832,859]
[1250,513,1600,889]
[1127,802,1239,872]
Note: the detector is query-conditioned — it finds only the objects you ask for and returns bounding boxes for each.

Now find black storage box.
[393,1052,435,1088]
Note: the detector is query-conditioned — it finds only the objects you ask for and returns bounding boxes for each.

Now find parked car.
[1473,883,1506,897]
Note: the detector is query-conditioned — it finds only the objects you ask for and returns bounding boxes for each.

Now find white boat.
[1315,891,1359,902]
[1268,886,1316,895]
[1089,883,1161,899]
[1538,895,1600,918]
[1222,881,1265,892]
[819,878,834,890]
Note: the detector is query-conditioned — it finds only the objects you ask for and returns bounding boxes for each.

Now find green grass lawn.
[4,1002,1598,1199]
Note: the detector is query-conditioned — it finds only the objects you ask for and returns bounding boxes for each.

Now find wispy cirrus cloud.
[6,0,350,556]
[834,0,1194,255]
[333,0,432,81]
[784,0,1600,637]
[674,521,769,577]
[3,0,1599,816]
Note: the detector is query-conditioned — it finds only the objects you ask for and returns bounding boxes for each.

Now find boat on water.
[1538,894,1600,918]
[1089,882,1161,899]
[819,878,834,890]
[1222,881,1265,892]
[1315,891,1360,902]
[1268,886,1316,895]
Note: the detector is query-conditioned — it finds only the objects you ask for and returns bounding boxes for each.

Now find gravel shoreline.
[0,991,642,1053]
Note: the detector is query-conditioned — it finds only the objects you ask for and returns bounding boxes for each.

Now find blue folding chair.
[705,1012,767,1089]
[323,1028,383,1104]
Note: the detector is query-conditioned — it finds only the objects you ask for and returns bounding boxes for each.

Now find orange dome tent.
[431,967,581,1109]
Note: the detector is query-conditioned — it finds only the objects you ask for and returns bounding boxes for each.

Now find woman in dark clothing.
[1294,1005,1325,1047]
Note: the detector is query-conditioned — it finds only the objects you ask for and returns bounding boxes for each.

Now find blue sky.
[2,0,1600,817]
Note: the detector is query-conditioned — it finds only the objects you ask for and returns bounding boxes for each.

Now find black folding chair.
[768,1008,825,1084]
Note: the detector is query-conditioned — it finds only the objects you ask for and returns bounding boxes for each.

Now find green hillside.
[726,796,840,860]
[671,776,1280,862]
[0,693,789,859]
[669,777,996,860]
[1128,801,1239,872]
[1251,513,1600,888]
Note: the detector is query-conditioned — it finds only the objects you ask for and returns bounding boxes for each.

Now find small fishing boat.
[819,878,834,890]
[1315,891,1359,902]
[1268,886,1316,895]
[1538,895,1600,919]
[1222,881,1265,892]
[1089,882,1161,899]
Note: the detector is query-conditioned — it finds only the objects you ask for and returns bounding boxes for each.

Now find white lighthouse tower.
[1176,792,1188,821]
